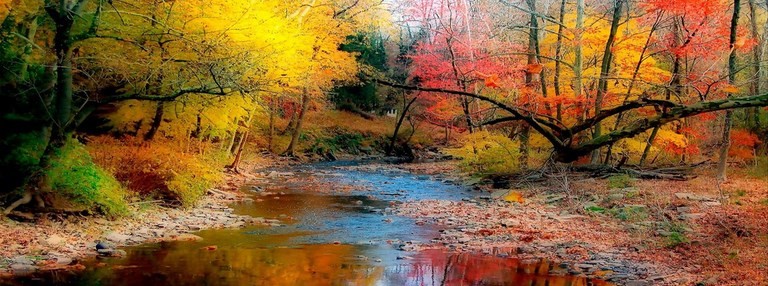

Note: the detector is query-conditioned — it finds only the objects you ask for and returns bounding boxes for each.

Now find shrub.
[88,136,224,208]
[309,132,365,155]
[446,131,520,174]
[748,156,768,180]
[0,131,47,193]
[45,139,129,217]
[607,174,635,189]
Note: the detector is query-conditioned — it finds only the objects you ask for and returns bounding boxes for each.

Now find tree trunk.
[749,0,762,131]
[553,0,566,121]
[573,0,584,120]
[605,13,661,164]
[592,0,624,163]
[268,94,276,152]
[446,37,474,133]
[519,126,530,170]
[718,0,742,181]
[527,0,551,116]
[228,110,255,172]
[388,94,418,155]
[284,91,310,156]
[18,15,38,80]
[144,101,165,141]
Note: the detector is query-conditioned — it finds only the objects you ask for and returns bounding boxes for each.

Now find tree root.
[3,191,33,215]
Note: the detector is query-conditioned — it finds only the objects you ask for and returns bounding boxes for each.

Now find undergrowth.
[446,131,521,174]
[46,139,129,217]
[748,156,768,180]
[88,136,224,208]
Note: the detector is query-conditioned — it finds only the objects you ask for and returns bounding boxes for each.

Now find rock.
[10,256,34,265]
[55,257,74,265]
[608,193,625,200]
[675,193,696,200]
[702,201,722,207]
[546,195,566,204]
[164,234,203,242]
[500,219,520,227]
[97,249,127,257]
[625,280,651,286]
[45,234,66,246]
[10,264,37,275]
[105,233,131,244]
[679,213,705,220]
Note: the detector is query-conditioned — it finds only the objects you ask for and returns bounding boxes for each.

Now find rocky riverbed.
[0,188,271,278]
[395,193,677,286]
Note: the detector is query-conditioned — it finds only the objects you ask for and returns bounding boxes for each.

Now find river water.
[10,161,611,285]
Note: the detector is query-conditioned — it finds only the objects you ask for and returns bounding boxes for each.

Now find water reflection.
[6,244,610,286]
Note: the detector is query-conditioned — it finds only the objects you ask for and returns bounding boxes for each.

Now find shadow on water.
[3,161,612,285]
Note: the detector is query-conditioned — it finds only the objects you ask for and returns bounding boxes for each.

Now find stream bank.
[1,160,617,285]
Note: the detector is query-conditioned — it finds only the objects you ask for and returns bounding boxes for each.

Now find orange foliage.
[484,74,501,88]
[87,136,223,206]
[729,129,761,160]
[525,64,543,74]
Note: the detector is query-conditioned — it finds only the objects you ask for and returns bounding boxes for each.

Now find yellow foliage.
[540,12,670,108]
[503,191,525,203]
[446,131,521,174]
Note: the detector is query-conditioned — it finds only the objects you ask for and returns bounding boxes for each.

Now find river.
[9,161,611,285]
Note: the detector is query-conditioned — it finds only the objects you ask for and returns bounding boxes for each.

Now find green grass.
[609,205,649,222]
[46,139,129,217]
[607,174,635,189]
[661,222,690,247]
[585,205,607,214]
[748,156,768,180]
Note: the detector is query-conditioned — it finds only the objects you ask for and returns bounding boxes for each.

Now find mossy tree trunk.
[717,0,741,181]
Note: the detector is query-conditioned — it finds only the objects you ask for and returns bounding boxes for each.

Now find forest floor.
[395,161,768,286]
[0,170,271,278]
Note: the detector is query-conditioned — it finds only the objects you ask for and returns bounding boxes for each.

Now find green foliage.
[661,222,690,247]
[446,131,521,175]
[0,131,47,192]
[748,156,768,180]
[46,139,130,217]
[584,205,607,214]
[310,132,365,155]
[609,205,648,222]
[332,33,388,112]
[607,174,635,189]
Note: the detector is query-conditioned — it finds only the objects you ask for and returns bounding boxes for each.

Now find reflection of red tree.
[403,250,613,286]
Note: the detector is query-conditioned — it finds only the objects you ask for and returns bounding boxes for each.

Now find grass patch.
[609,205,649,222]
[748,156,768,180]
[607,174,635,189]
[584,205,607,214]
[661,222,690,247]
[46,139,130,217]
